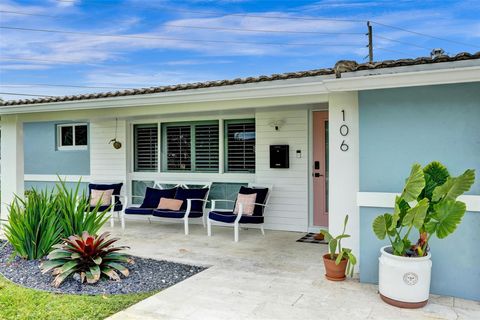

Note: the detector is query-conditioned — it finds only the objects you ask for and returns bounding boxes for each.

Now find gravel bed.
[0,240,206,295]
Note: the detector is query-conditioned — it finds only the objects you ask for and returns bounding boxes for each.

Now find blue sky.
[0,0,479,100]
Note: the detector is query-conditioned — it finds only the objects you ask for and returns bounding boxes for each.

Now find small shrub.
[55,178,110,238]
[4,189,62,260]
[41,231,133,287]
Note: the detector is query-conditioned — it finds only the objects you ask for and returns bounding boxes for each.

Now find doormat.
[296,233,328,244]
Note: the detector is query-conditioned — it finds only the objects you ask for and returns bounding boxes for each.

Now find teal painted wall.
[359,82,480,194]
[358,82,480,300]
[24,121,90,175]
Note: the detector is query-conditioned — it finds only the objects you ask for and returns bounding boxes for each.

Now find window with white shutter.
[195,123,219,172]
[225,120,255,173]
[162,121,219,172]
[134,124,158,172]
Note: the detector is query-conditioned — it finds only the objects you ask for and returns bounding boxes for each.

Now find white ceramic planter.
[378,246,432,308]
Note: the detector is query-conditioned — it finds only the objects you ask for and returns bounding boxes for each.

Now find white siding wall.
[255,108,309,232]
[90,120,127,185]
[89,111,310,232]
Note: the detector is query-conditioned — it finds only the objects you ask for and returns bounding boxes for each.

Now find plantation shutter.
[226,120,256,173]
[165,125,192,171]
[195,123,219,172]
[134,124,158,172]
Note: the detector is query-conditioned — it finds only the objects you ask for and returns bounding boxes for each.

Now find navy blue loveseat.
[123,182,211,235]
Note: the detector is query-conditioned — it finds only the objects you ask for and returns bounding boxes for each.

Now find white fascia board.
[0,79,330,115]
[357,192,480,212]
[324,66,480,92]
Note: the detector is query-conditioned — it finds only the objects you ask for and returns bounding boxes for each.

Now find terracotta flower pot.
[314,233,325,241]
[323,254,348,281]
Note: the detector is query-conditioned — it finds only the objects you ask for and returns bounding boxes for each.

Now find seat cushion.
[124,207,153,215]
[152,209,203,219]
[174,187,209,211]
[89,183,123,204]
[140,187,177,208]
[209,211,264,224]
[90,203,123,212]
[236,186,269,216]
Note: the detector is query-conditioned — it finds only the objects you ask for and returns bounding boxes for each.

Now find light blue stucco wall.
[358,82,480,301]
[24,121,90,175]
[25,181,89,194]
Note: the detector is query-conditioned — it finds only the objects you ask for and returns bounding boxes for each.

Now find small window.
[57,123,88,150]
[134,124,158,172]
[225,119,255,173]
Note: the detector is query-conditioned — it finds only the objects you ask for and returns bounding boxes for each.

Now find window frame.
[161,120,220,173]
[224,119,256,173]
[56,123,88,151]
[133,123,159,172]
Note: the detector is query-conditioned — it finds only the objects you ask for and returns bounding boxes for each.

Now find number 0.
[340,140,349,152]
[340,124,349,136]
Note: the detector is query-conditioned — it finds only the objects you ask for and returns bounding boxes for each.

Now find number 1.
[342,109,345,122]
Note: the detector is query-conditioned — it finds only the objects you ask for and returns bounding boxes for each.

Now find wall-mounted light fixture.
[269,119,285,131]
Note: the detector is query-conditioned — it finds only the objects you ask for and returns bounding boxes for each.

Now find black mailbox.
[270,145,289,168]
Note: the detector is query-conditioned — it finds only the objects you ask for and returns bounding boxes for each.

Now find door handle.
[314,173,324,177]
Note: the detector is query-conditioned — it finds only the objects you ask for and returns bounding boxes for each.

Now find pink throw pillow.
[234,193,257,215]
[90,189,114,207]
[158,198,183,211]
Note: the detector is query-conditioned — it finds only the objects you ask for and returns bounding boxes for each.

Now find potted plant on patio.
[372,161,475,308]
[320,215,357,281]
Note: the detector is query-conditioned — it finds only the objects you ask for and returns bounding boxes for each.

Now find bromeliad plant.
[41,231,133,287]
[320,215,357,277]
[372,161,475,257]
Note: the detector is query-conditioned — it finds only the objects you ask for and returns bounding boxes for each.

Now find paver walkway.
[107,221,479,320]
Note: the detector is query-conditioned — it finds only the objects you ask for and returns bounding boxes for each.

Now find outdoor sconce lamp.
[269,119,285,131]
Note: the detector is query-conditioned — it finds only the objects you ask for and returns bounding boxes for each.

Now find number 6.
[340,140,349,152]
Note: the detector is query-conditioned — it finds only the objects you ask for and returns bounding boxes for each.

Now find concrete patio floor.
[104,220,480,320]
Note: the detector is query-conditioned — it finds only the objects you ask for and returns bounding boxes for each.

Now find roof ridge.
[1,51,479,106]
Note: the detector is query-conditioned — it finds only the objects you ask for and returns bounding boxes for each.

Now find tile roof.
[1,51,479,106]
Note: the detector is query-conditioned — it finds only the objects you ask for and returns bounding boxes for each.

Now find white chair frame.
[123,181,212,235]
[88,181,127,229]
[207,183,273,242]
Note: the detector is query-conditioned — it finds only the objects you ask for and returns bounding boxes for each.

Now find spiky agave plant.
[41,231,133,287]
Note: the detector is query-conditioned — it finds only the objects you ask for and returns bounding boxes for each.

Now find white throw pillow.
[90,189,114,207]
[234,193,257,215]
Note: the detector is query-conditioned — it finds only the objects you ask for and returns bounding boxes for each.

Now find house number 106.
[340,110,349,152]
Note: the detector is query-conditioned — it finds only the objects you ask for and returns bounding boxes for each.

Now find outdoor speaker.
[270,145,289,168]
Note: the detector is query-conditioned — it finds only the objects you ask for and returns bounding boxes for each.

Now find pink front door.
[313,111,329,227]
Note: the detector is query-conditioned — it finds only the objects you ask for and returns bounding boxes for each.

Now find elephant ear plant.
[372,161,475,257]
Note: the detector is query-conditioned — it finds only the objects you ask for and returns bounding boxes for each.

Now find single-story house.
[1,52,479,301]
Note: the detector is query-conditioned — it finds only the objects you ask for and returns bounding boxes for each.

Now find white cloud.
[51,0,80,8]
[84,69,221,87]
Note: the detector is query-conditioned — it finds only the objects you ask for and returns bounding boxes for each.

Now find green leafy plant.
[320,215,357,277]
[372,161,475,256]
[55,178,110,237]
[4,189,62,260]
[41,231,133,287]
